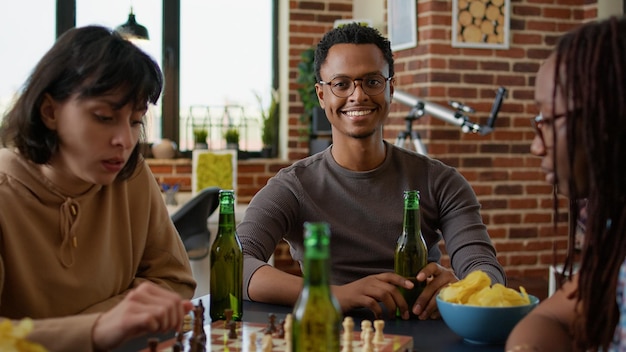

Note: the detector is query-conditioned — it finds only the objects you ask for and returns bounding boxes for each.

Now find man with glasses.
[238,23,505,320]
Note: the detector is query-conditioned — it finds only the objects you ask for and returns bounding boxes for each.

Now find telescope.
[392,87,507,136]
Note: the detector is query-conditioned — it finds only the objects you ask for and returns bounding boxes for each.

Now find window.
[76,0,163,142]
[0,1,55,121]
[1,0,274,156]
[179,1,272,152]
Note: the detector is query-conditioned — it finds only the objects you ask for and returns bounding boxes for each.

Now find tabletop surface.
[117,296,506,352]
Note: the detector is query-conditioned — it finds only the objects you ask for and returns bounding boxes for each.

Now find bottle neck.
[403,206,420,240]
[218,212,235,230]
[302,255,331,287]
[218,191,236,231]
[301,222,332,287]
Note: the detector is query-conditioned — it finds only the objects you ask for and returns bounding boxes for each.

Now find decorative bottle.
[394,190,428,318]
[292,222,342,351]
[210,189,243,321]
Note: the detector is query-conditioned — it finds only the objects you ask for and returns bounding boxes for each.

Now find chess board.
[141,320,414,352]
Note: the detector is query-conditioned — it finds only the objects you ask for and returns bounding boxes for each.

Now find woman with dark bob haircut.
[0,26,196,351]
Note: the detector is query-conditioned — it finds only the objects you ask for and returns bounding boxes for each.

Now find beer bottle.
[394,190,428,318]
[210,189,243,321]
[292,222,342,351]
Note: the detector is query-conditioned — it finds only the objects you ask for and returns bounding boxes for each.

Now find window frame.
[56,0,279,152]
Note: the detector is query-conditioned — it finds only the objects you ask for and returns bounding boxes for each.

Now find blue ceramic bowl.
[436,294,540,345]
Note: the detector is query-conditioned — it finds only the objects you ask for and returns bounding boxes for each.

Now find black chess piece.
[276,318,285,338]
[172,331,184,352]
[147,337,159,352]
[228,320,238,339]
[263,313,277,335]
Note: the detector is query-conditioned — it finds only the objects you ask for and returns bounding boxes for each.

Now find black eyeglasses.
[531,112,567,146]
[319,74,393,98]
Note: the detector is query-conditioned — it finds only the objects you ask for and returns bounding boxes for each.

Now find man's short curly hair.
[314,23,395,81]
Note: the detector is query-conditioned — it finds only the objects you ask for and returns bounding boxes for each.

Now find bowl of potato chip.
[436,270,539,345]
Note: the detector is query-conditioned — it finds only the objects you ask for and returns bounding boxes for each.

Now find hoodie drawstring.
[58,198,81,268]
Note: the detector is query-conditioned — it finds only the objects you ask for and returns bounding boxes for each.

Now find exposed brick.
[509,227,539,239]
[449,59,478,70]
[514,5,542,16]
[149,164,173,174]
[480,61,510,71]
[462,157,493,168]
[430,71,462,83]
[478,170,509,182]
[480,199,508,210]
[543,7,574,19]
[298,1,326,11]
[513,33,544,45]
[495,184,524,195]
[481,144,512,154]
[513,62,541,73]
[174,164,192,174]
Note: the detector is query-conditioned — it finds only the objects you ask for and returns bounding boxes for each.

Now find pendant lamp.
[115,7,149,40]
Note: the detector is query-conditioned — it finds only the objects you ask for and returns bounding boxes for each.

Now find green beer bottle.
[210,189,243,321]
[394,190,428,319]
[292,222,342,351]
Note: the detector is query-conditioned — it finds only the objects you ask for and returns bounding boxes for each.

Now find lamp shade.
[115,8,149,40]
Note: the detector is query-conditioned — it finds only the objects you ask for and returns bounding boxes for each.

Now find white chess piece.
[248,332,257,352]
[373,319,385,343]
[361,327,374,352]
[262,334,273,352]
[341,316,354,352]
[284,313,293,352]
[360,320,372,341]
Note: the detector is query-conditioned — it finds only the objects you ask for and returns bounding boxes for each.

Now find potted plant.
[297,46,331,155]
[296,46,326,139]
[223,128,240,150]
[193,127,208,149]
[256,88,279,158]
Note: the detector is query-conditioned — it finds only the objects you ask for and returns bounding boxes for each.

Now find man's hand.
[92,281,194,350]
[412,263,458,320]
[332,272,414,320]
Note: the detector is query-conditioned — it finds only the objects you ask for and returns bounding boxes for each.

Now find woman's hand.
[91,281,194,351]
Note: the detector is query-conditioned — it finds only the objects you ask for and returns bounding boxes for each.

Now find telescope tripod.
[394,102,427,155]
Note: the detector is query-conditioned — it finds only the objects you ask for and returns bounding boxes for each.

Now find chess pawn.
[249,332,257,352]
[284,314,293,352]
[373,320,385,343]
[361,328,374,352]
[292,222,342,351]
[359,321,371,341]
[341,317,354,352]
[210,190,243,321]
[262,334,273,352]
[394,190,427,319]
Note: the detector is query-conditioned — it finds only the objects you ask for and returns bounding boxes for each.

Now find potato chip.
[440,270,531,307]
[0,318,48,352]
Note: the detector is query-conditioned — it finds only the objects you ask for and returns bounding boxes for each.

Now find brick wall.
[151,0,599,285]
